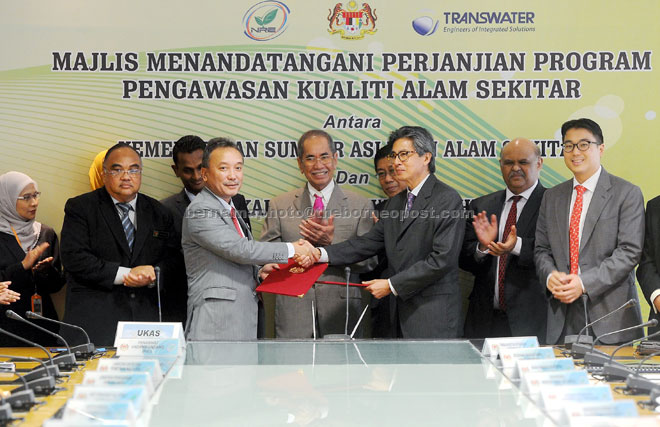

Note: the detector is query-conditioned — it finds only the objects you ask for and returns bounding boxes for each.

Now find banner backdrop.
[1,1,658,315]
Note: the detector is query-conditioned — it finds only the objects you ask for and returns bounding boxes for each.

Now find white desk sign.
[73,384,148,414]
[499,347,555,369]
[541,384,612,412]
[482,336,539,359]
[82,371,154,397]
[114,322,185,357]
[97,358,164,386]
[60,399,136,424]
[562,400,638,425]
[517,358,575,381]
[520,370,590,402]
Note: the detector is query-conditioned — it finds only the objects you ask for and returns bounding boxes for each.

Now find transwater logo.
[243,1,290,41]
[412,16,439,36]
[442,10,536,34]
[328,1,377,40]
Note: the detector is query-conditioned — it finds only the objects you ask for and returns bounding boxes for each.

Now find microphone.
[623,349,660,394]
[0,327,54,367]
[322,267,352,341]
[153,266,162,322]
[0,354,53,398]
[5,310,77,370]
[570,298,637,356]
[25,311,94,359]
[564,294,592,347]
[600,325,660,380]
[0,366,35,411]
[0,354,59,382]
[582,320,657,366]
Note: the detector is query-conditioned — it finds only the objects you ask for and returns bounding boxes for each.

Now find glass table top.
[148,340,551,426]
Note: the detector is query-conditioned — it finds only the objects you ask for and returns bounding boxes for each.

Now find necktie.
[116,203,135,251]
[569,185,587,275]
[231,207,245,238]
[313,194,324,214]
[497,195,521,310]
[405,192,415,215]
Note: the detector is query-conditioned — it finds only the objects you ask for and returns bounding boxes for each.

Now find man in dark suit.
[637,196,660,334]
[61,143,180,346]
[317,126,465,338]
[160,135,252,324]
[460,138,547,342]
[535,118,644,345]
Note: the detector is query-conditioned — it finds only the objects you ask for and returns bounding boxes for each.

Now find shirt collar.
[505,180,538,202]
[307,180,335,203]
[408,173,431,197]
[111,195,137,211]
[207,190,235,212]
[184,188,197,202]
[572,166,602,193]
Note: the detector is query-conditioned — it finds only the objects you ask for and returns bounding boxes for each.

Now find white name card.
[499,346,555,369]
[521,370,590,402]
[73,384,148,414]
[82,371,154,397]
[60,399,136,424]
[114,321,185,357]
[482,336,539,359]
[517,357,575,381]
[97,358,164,386]
[541,384,612,412]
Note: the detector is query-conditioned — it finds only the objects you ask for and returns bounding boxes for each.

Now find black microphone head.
[25,311,38,319]
[154,266,160,273]
[5,310,21,320]
[649,319,659,327]
[625,299,637,308]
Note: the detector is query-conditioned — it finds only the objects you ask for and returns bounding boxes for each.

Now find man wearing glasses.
[535,118,644,345]
[61,143,180,345]
[317,126,465,338]
[261,130,375,338]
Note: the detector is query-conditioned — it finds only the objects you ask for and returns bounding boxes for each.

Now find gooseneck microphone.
[0,353,55,397]
[570,299,637,357]
[154,266,162,322]
[583,319,658,367]
[565,294,592,347]
[599,324,660,380]
[5,310,77,370]
[344,266,350,335]
[25,311,94,358]
[0,327,54,366]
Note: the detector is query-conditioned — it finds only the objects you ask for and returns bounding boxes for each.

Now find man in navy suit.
[460,138,547,342]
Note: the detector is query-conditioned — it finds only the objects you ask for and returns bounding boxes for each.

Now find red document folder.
[256,260,368,298]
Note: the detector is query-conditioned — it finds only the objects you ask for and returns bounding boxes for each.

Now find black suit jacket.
[159,189,252,323]
[61,188,180,345]
[0,226,65,346]
[638,195,660,334]
[325,175,464,338]
[459,184,547,343]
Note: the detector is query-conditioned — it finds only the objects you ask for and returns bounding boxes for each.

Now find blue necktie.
[405,192,415,215]
[117,203,135,251]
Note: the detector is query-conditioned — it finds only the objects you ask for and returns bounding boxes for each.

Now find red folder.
[256,260,367,298]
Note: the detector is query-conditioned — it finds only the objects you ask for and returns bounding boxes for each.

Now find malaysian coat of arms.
[328,1,377,40]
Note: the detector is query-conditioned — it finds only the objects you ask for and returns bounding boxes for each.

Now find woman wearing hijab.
[0,171,65,346]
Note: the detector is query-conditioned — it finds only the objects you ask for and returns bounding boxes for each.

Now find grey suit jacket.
[261,183,376,338]
[638,196,660,334]
[182,188,289,341]
[324,174,465,338]
[534,168,644,344]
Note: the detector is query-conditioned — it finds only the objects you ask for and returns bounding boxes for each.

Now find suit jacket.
[638,195,660,334]
[60,188,180,346]
[260,183,376,338]
[324,174,465,338]
[160,189,251,323]
[459,184,547,343]
[534,168,644,344]
[183,187,289,341]
[0,226,65,346]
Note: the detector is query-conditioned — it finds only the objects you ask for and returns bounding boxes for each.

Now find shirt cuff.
[545,273,552,289]
[511,237,522,257]
[388,279,398,296]
[650,290,660,314]
[578,276,585,293]
[115,267,131,285]
[475,245,488,259]
[286,243,294,259]
[318,248,329,263]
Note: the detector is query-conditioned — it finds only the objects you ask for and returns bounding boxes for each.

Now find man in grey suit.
[182,138,318,341]
[316,126,465,338]
[261,129,376,338]
[535,118,644,345]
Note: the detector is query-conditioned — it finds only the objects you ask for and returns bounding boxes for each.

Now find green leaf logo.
[261,8,278,26]
[255,16,264,26]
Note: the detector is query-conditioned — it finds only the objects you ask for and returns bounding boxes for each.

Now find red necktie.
[313,194,324,214]
[497,195,521,310]
[569,185,586,275]
[231,207,245,238]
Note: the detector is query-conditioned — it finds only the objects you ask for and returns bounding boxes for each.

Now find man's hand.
[32,257,54,273]
[371,212,379,224]
[259,263,281,281]
[552,274,583,304]
[472,211,498,251]
[123,265,156,287]
[654,295,660,314]
[292,239,319,268]
[487,225,517,257]
[364,279,391,299]
[546,270,567,294]
[299,215,335,246]
[0,281,19,305]
[22,242,50,270]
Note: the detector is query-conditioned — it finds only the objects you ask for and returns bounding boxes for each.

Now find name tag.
[82,371,154,397]
[97,358,163,386]
[482,336,539,359]
[541,384,612,412]
[114,321,185,358]
[73,385,148,414]
[563,400,638,423]
[517,358,575,380]
[521,370,590,402]
[499,347,555,369]
[59,400,136,424]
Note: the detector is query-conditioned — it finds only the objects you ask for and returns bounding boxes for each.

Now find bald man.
[460,138,547,342]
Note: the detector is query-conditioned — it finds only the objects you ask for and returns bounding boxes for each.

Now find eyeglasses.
[17,192,41,202]
[562,140,600,153]
[302,154,333,166]
[104,168,142,177]
[386,150,417,162]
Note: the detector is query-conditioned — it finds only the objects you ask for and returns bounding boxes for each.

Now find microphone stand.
[25,311,94,358]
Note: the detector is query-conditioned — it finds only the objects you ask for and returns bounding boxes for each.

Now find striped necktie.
[116,202,135,251]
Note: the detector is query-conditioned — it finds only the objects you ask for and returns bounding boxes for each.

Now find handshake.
[292,239,321,268]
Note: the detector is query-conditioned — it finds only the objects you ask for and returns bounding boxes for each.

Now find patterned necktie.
[405,192,415,214]
[116,203,135,251]
[569,185,587,275]
[313,194,324,214]
[231,207,245,238]
[497,195,522,310]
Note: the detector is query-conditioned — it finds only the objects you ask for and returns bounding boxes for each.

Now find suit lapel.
[131,194,150,261]
[236,213,252,240]
[326,184,347,214]
[176,190,190,217]
[398,175,435,240]
[98,189,132,257]
[294,186,312,217]
[515,184,544,235]
[580,169,612,251]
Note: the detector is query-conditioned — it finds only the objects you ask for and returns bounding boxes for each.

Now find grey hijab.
[0,171,42,252]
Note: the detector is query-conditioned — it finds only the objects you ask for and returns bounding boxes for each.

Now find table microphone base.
[322,334,352,341]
